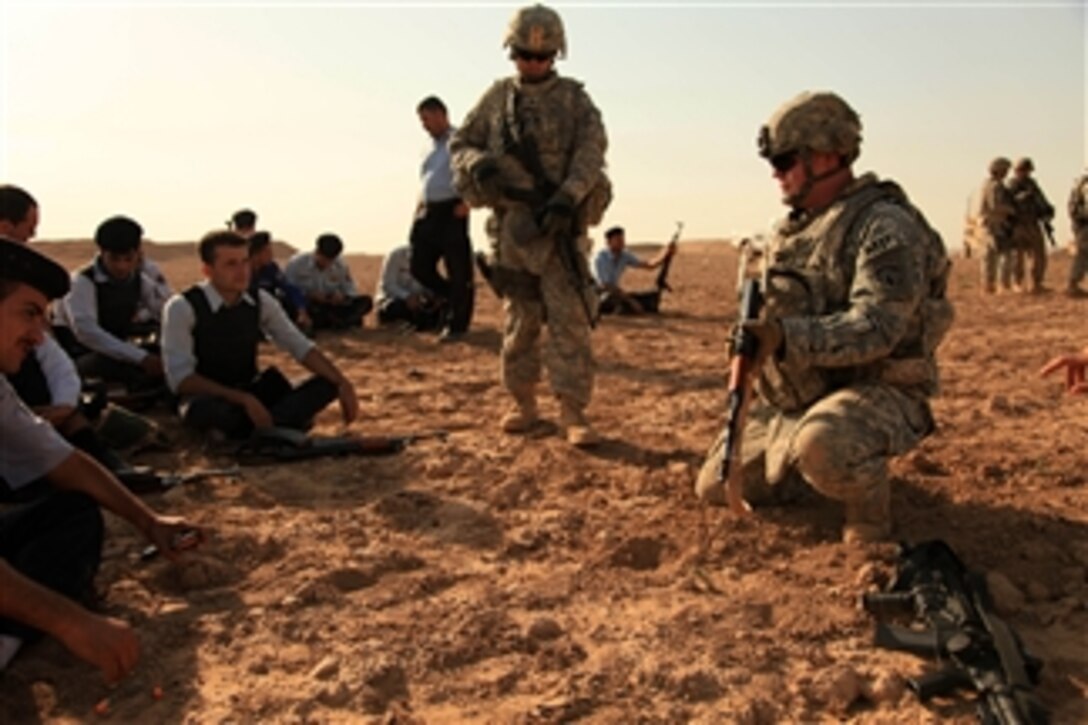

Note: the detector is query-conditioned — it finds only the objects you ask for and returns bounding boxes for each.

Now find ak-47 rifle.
[1041,220,1056,248]
[655,221,683,292]
[715,277,762,515]
[117,465,241,494]
[863,540,1048,725]
[235,427,448,465]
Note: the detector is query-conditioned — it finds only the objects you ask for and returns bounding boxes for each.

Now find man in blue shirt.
[593,226,676,315]
[410,95,474,342]
[248,231,311,334]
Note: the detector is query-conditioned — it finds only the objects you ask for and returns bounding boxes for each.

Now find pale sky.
[1,1,1084,256]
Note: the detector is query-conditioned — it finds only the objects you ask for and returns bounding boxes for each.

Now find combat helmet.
[504,4,566,59]
[758,91,862,164]
[990,157,1012,175]
[1014,157,1034,172]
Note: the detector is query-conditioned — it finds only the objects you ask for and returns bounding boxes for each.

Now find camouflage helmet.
[503,4,566,59]
[758,91,862,163]
[1014,157,1034,172]
[989,157,1011,174]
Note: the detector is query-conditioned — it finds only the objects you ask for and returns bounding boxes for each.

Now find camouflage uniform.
[978,158,1017,292]
[449,4,609,445]
[1068,171,1088,294]
[1007,159,1054,292]
[696,92,954,544]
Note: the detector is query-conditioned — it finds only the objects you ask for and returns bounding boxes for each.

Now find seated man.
[594,226,677,315]
[137,249,174,333]
[162,231,359,440]
[284,233,373,331]
[375,244,444,331]
[248,231,311,333]
[0,238,201,676]
[53,216,165,391]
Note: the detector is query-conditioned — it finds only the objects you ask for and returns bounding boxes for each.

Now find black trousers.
[409,199,474,334]
[0,491,104,641]
[599,289,663,315]
[180,367,339,439]
[377,297,445,331]
[308,297,373,331]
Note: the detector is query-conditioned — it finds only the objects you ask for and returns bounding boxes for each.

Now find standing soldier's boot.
[842,480,891,545]
[559,399,600,447]
[501,386,539,433]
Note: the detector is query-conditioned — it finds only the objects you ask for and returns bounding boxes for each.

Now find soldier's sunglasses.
[769,151,801,173]
[514,48,556,63]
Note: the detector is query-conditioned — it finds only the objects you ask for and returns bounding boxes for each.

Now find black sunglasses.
[514,48,556,63]
[769,150,800,173]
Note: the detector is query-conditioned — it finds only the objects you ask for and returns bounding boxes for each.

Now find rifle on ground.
[117,465,241,494]
[235,427,448,465]
[715,277,761,515]
[863,540,1048,725]
[655,221,683,292]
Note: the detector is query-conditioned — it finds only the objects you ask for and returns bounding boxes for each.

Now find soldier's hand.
[741,318,784,368]
[471,158,503,202]
[540,191,575,237]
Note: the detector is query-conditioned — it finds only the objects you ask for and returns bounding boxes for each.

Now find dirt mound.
[2,242,1085,722]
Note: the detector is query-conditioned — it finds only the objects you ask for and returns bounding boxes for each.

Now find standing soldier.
[978,157,1017,294]
[694,91,954,544]
[1007,157,1055,294]
[450,3,611,447]
[1068,169,1088,297]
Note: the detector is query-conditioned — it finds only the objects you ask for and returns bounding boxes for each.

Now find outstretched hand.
[1040,346,1088,395]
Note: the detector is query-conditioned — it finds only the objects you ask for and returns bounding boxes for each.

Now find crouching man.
[694,92,954,544]
[162,231,358,439]
[0,238,202,678]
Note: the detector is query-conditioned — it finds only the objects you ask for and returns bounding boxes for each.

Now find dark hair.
[249,231,272,255]
[605,226,625,240]
[416,95,447,114]
[315,233,343,259]
[199,230,248,264]
[231,209,257,230]
[0,185,37,225]
[95,216,143,253]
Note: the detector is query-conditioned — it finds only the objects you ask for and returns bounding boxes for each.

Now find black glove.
[471,158,503,202]
[539,191,575,238]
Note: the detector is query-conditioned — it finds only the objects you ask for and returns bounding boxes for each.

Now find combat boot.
[501,386,539,433]
[559,399,600,447]
[842,480,891,545]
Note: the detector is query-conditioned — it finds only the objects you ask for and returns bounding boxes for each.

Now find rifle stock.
[716,278,761,515]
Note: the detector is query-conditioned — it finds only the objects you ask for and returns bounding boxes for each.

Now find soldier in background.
[1007,157,1055,294]
[1067,169,1088,297]
[450,3,611,447]
[978,157,1017,294]
[694,91,954,544]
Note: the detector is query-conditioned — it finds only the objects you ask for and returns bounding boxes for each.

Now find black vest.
[183,286,261,388]
[81,261,142,340]
[8,352,52,407]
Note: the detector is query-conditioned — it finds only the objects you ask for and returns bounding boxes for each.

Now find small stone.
[862,671,906,705]
[986,571,1026,615]
[675,669,722,703]
[1025,581,1050,602]
[310,656,340,681]
[280,595,301,610]
[316,681,352,708]
[527,617,564,642]
[667,461,690,476]
[818,665,862,713]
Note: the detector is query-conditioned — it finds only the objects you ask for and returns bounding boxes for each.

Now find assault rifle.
[1041,220,1056,248]
[117,465,241,494]
[655,221,683,293]
[863,540,1048,725]
[235,427,448,465]
[714,278,761,515]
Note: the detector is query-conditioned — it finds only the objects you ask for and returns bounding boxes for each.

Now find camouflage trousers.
[980,236,1015,292]
[1011,224,1047,290]
[495,209,595,409]
[1071,228,1088,288]
[696,383,933,507]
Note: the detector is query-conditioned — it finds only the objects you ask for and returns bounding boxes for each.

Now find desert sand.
[1,237,1085,723]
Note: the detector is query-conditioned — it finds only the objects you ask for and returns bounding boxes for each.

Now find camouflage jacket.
[1006,176,1054,227]
[1069,174,1088,231]
[759,174,954,413]
[449,72,608,223]
[979,177,1016,235]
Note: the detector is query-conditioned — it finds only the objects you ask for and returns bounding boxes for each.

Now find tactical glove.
[471,158,503,203]
[539,191,576,238]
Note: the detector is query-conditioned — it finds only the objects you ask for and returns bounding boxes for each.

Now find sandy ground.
[1,237,1085,723]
